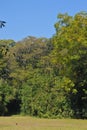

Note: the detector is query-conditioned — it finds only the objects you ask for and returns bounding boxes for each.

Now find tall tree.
[52,11,87,118]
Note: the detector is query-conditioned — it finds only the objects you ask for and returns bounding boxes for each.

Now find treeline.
[0,12,87,118]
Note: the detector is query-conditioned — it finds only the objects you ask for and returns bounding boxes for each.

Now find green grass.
[0,116,87,130]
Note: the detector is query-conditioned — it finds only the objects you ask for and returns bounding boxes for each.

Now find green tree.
[0,40,15,79]
[52,11,87,118]
[0,79,16,115]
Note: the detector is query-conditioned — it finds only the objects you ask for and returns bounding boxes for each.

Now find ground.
[0,116,87,130]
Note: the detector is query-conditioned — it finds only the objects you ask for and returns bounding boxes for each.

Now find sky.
[0,0,87,41]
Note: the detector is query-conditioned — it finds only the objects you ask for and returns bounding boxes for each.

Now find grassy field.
[0,116,87,130]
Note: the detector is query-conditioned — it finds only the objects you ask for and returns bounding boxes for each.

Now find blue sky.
[0,0,87,41]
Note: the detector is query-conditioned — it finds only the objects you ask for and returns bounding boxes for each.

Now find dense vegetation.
[0,12,87,118]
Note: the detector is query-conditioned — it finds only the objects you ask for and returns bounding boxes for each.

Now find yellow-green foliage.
[0,12,87,118]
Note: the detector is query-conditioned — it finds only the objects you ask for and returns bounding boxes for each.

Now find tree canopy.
[0,12,87,118]
[0,21,6,28]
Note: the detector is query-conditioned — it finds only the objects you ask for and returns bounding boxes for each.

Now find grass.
[0,116,87,130]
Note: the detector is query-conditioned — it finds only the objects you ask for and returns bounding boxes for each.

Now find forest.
[0,11,87,119]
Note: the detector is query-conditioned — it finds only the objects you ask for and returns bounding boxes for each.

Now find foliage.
[52,11,87,118]
[0,79,16,115]
[0,12,87,118]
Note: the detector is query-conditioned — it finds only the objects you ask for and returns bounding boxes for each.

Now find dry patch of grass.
[0,116,87,130]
